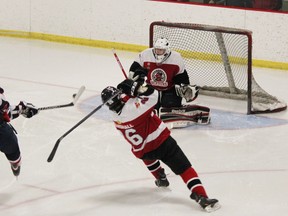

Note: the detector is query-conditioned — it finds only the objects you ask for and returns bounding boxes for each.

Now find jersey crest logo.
[150,69,168,87]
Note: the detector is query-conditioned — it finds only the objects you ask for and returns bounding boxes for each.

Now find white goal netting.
[150,21,286,114]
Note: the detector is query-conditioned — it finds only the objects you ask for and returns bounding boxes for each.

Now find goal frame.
[149,21,286,114]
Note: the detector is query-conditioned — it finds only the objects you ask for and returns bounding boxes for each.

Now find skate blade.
[204,202,221,213]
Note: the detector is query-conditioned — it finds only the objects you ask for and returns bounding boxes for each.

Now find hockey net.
[149,21,287,114]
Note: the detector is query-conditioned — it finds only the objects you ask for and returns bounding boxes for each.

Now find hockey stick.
[47,90,121,162]
[38,86,85,111]
[112,49,145,84]
[112,49,128,79]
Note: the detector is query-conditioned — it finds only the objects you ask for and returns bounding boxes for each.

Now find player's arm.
[117,79,154,97]
[1,88,38,120]
[129,61,142,73]
[0,92,11,122]
[173,69,190,85]
[129,62,148,84]
[11,101,39,119]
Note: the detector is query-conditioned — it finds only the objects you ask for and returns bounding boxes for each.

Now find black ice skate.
[190,192,220,212]
[155,169,169,187]
[11,164,21,177]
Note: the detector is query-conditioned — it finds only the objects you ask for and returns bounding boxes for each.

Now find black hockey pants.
[0,122,21,161]
[142,136,192,175]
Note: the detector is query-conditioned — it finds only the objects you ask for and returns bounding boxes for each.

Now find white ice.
[1,37,288,216]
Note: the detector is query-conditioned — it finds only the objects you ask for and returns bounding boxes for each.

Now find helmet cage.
[153,38,171,64]
[101,86,124,113]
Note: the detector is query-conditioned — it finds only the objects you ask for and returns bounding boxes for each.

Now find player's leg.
[7,152,21,177]
[160,89,182,108]
[159,136,220,212]
[0,123,22,177]
[142,159,169,187]
[159,105,211,128]
[158,90,211,128]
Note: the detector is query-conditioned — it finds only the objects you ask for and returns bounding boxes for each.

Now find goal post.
[149,21,287,114]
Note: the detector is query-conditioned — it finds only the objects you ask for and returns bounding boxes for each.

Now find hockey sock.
[180,167,207,197]
[9,155,21,167]
[143,159,163,179]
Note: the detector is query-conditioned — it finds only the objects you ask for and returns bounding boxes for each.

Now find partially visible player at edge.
[101,79,220,212]
[128,37,210,126]
[0,87,38,177]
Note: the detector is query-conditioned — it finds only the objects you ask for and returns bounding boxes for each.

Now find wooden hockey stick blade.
[73,85,85,104]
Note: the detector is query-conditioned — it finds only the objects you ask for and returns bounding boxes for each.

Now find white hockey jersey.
[135,48,186,91]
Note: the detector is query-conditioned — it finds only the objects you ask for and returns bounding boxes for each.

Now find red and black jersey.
[132,48,190,91]
[1,93,21,122]
[111,91,170,158]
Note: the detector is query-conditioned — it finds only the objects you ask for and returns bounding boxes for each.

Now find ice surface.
[1,37,288,216]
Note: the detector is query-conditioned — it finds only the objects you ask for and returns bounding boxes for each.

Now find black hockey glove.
[117,79,141,97]
[19,101,39,118]
[129,67,148,84]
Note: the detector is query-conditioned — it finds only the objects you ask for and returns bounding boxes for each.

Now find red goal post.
[149,21,287,114]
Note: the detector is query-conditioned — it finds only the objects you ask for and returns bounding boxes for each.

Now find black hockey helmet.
[101,86,124,113]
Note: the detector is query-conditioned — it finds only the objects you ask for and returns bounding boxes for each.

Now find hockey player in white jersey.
[101,79,220,212]
[128,37,210,128]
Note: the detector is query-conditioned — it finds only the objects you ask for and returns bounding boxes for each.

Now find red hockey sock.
[9,155,22,167]
[180,167,207,197]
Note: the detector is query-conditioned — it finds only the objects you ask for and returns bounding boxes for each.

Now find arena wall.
[0,0,287,69]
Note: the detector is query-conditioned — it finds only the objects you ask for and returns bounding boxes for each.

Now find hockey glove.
[117,79,141,97]
[175,84,199,102]
[128,67,148,84]
[19,101,39,118]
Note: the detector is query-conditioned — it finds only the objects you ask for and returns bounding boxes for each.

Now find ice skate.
[11,163,21,177]
[190,192,220,212]
[155,169,169,187]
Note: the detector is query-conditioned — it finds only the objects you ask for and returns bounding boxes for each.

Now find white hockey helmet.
[153,37,171,64]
